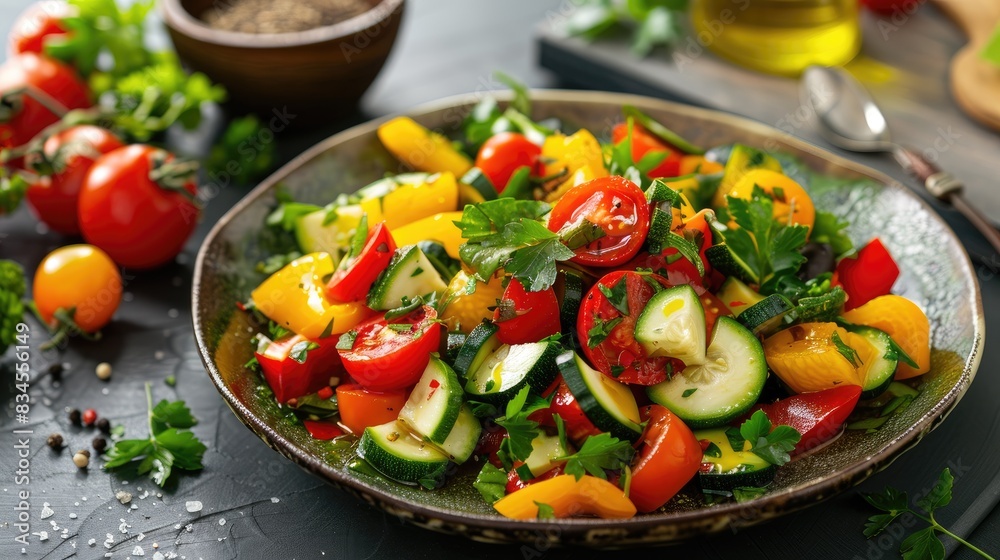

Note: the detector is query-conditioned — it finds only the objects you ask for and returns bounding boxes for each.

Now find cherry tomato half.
[611,123,682,178]
[493,278,560,344]
[326,221,396,302]
[547,176,650,267]
[474,132,541,192]
[78,144,200,269]
[25,125,123,235]
[8,1,73,56]
[577,270,677,385]
[337,305,442,391]
[741,385,861,456]
[0,53,90,150]
[33,244,121,334]
[629,405,702,513]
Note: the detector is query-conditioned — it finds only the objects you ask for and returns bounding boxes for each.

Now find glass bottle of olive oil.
[690,0,861,76]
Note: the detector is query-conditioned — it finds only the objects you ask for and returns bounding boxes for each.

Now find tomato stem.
[147,151,201,207]
[0,85,72,123]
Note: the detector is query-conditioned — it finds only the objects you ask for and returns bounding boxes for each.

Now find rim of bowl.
[161,0,404,48]
[192,89,984,540]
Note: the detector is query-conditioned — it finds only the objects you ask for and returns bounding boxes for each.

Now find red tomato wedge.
[630,405,702,513]
[548,176,650,267]
[337,305,442,391]
[326,221,396,302]
[741,385,862,456]
[611,123,682,178]
[836,238,899,311]
[255,334,344,404]
[493,278,560,344]
[8,1,72,56]
[577,270,678,385]
[474,132,541,191]
[335,383,409,435]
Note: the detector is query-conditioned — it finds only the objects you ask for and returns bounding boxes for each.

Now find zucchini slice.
[443,331,468,366]
[705,244,757,285]
[694,427,777,492]
[556,351,643,441]
[850,326,899,399]
[522,433,570,479]
[647,317,767,428]
[464,341,561,406]
[794,286,846,323]
[417,240,461,280]
[716,277,765,318]
[452,322,501,380]
[433,404,481,464]
[358,421,450,486]
[367,245,449,310]
[460,167,498,201]
[634,285,707,366]
[398,357,464,444]
[736,294,795,337]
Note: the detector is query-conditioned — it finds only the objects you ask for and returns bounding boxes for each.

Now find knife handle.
[891,146,963,201]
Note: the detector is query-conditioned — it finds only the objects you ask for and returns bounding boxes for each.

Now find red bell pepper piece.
[528,377,603,446]
[326,221,396,303]
[506,462,566,494]
[256,334,344,404]
[303,420,345,440]
[742,385,862,456]
[836,238,900,311]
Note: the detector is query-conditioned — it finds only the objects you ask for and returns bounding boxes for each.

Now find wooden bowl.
[161,0,404,120]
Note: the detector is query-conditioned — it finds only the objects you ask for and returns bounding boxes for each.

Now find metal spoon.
[800,65,1000,255]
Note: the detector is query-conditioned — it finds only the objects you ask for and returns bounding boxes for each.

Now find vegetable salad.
[243,83,931,519]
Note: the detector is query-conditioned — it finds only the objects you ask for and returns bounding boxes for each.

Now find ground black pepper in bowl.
[202,0,371,34]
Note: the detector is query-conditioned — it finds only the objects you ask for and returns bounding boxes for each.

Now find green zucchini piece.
[717,277,765,318]
[737,294,795,337]
[398,357,464,444]
[460,167,498,201]
[358,421,449,486]
[452,322,501,380]
[694,427,777,492]
[634,285,707,366]
[706,244,757,285]
[554,269,585,335]
[647,317,767,428]
[367,245,449,310]
[464,341,561,406]
[556,351,643,441]
[794,286,846,323]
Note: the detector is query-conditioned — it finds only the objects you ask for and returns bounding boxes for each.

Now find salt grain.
[40,503,54,519]
[185,501,203,513]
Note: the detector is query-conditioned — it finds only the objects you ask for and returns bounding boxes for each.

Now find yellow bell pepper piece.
[440,271,505,333]
[728,169,816,233]
[542,130,608,180]
[377,117,472,177]
[376,172,459,230]
[251,252,371,339]
[678,155,723,176]
[842,295,931,379]
[391,211,465,259]
[493,475,637,520]
[763,322,878,394]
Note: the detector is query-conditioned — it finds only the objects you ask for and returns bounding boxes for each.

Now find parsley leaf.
[811,210,854,257]
[712,187,810,293]
[598,277,630,315]
[535,502,556,519]
[457,200,573,292]
[738,410,801,466]
[206,115,276,184]
[561,433,636,481]
[104,384,206,487]
[473,463,508,504]
[586,316,623,348]
[494,387,550,470]
[289,340,320,364]
[900,528,945,560]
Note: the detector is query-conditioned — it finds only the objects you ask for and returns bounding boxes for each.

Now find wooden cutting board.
[933,0,1000,131]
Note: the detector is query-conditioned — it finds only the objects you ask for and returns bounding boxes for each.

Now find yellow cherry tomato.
[764,322,877,393]
[728,169,816,232]
[842,295,931,379]
[251,252,371,339]
[33,244,121,333]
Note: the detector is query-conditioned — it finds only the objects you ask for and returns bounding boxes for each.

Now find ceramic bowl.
[192,90,984,547]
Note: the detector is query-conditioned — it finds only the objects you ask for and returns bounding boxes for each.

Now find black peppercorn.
[68,408,82,426]
[96,418,111,434]
[48,363,63,382]
[92,437,107,454]
[47,433,64,449]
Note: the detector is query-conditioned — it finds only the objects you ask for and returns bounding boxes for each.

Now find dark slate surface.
[1,1,999,559]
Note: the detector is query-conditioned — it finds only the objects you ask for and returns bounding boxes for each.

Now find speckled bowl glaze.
[192,90,984,547]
